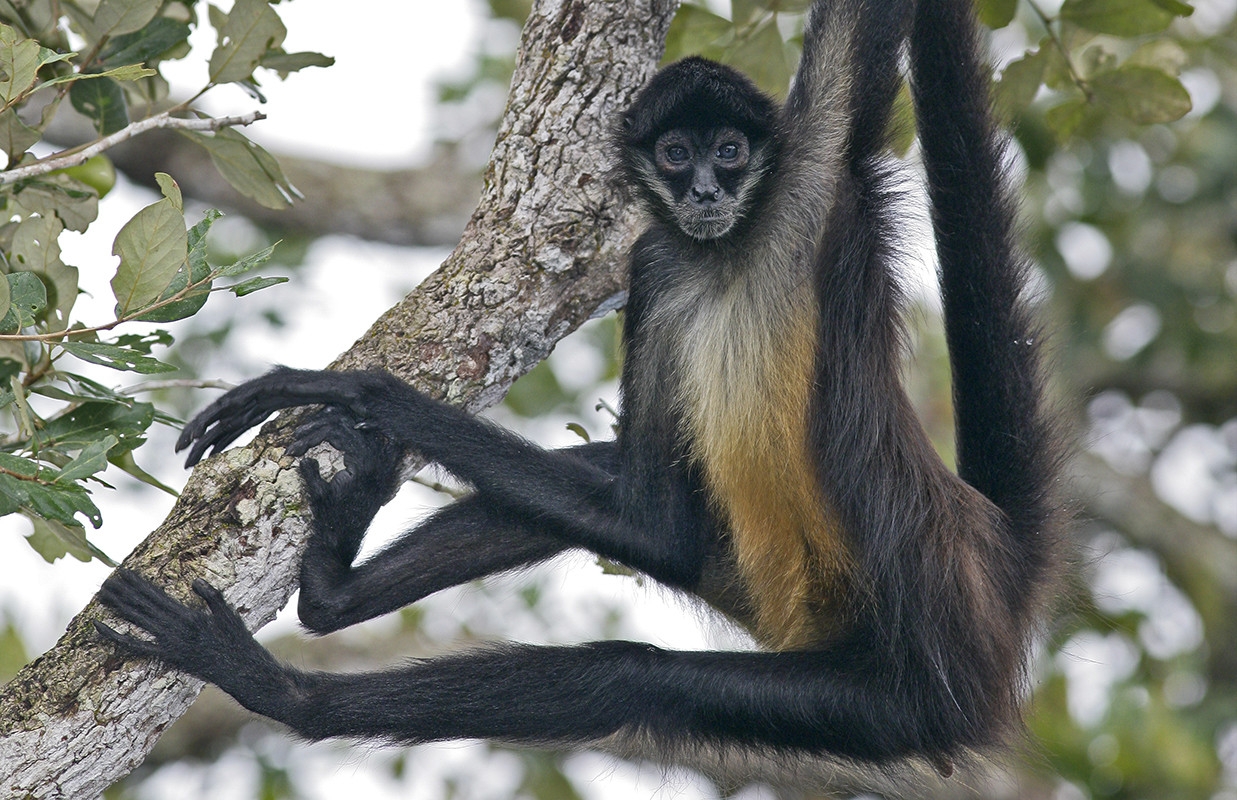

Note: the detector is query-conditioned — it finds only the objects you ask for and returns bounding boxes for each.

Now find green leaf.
[188,208,223,263]
[0,271,47,331]
[1147,0,1194,15]
[113,329,173,354]
[110,449,178,496]
[0,108,40,161]
[11,214,64,273]
[24,513,113,564]
[208,0,287,85]
[89,0,160,40]
[95,63,158,82]
[58,341,176,374]
[30,384,125,405]
[0,451,38,480]
[0,23,41,106]
[888,80,916,156]
[1127,39,1189,76]
[723,17,791,98]
[226,275,287,296]
[997,48,1047,116]
[42,62,158,91]
[9,178,100,232]
[24,480,101,527]
[69,76,129,135]
[1040,38,1079,91]
[1060,0,1177,35]
[36,48,76,70]
[55,435,118,484]
[9,214,79,325]
[731,0,761,23]
[184,126,296,209]
[38,399,155,454]
[596,556,637,577]
[37,374,131,406]
[1080,43,1119,77]
[1045,96,1094,140]
[0,271,9,323]
[111,191,188,315]
[0,454,103,529]
[1091,65,1192,123]
[975,0,1018,29]
[258,50,334,76]
[664,6,733,62]
[135,209,219,322]
[0,617,30,681]
[565,422,591,443]
[154,171,183,211]
[218,242,277,277]
[98,17,192,68]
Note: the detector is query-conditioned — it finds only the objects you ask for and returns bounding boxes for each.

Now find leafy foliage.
[0,1,329,562]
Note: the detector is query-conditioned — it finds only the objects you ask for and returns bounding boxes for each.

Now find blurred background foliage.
[1,0,1235,797]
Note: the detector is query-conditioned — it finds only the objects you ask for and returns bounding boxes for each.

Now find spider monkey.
[96,0,1062,772]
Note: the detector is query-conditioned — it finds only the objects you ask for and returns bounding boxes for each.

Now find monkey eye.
[717,143,739,160]
[664,145,690,164]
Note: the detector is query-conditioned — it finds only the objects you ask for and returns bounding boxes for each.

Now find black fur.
[96,0,1061,773]
[619,56,776,147]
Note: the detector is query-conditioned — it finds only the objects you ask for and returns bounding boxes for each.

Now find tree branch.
[0,110,266,185]
[0,1,678,796]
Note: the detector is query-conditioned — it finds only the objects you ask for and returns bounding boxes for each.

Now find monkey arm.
[292,437,619,633]
[177,369,709,590]
[769,1,911,245]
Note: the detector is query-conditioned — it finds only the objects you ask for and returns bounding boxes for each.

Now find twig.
[409,473,469,499]
[0,110,267,185]
[1026,0,1093,100]
[120,379,237,394]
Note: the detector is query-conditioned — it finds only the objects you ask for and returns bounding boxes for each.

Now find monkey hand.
[94,570,295,717]
[175,367,406,467]
[290,405,404,568]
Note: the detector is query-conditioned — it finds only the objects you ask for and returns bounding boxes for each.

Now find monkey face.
[652,127,749,239]
[647,127,761,241]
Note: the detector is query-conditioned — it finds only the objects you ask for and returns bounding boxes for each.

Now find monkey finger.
[190,579,253,634]
[93,620,164,660]
[177,369,376,466]
[298,457,327,490]
[287,407,364,458]
[100,570,227,651]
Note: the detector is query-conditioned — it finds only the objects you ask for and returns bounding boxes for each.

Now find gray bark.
[0,1,677,796]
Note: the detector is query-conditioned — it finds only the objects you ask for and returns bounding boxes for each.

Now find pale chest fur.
[669,259,849,649]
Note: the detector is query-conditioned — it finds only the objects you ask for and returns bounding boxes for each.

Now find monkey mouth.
[676,206,740,241]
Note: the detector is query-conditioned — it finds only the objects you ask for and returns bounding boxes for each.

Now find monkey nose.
[691,185,722,203]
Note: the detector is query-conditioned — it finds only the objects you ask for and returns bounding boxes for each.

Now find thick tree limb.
[41,101,483,246]
[104,132,483,247]
[0,1,676,796]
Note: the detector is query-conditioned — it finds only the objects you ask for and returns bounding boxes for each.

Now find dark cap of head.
[619,57,778,148]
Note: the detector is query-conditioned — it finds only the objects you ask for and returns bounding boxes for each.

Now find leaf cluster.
[667,0,1196,144]
[663,0,811,98]
[0,0,326,563]
[989,0,1196,140]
